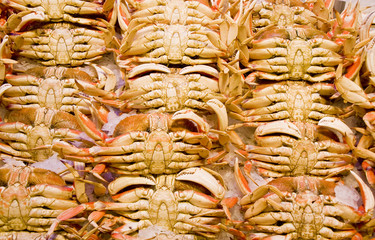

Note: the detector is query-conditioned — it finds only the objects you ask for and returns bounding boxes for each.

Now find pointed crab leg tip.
[234,158,251,195]
[222,197,238,208]
[350,170,375,213]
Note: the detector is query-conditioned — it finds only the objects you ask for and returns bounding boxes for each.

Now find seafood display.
[0,0,374,239]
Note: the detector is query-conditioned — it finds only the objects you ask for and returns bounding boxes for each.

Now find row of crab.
[223,0,375,239]
[0,0,123,238]
[0,0,242,239]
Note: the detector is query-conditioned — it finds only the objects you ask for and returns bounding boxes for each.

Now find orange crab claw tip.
[236,149,249,158]
[88,211,105,222]
[92,163,107,174]
[244,161,253,173]
[222,197,238,208]
[227,228,247,240]
[111,233,137,240]
[206,150,226,164]
[234,158,251,195]
[56,205,86,221]
[351,232,363,240]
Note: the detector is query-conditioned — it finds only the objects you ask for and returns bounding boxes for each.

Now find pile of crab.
[1,0,375,239]
[0,0,125,238]
[0,0,242,239]
[220,0,375,239]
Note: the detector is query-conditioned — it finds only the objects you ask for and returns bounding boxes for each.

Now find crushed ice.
[335,184,361,210]
[101,109,136,135]
[30,153,67,173]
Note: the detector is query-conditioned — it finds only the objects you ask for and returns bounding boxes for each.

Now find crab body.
[238,120,354,179]
[120,63,225,112]
[246,27,343,84]
[53,110,227,175]
[228,81,342,124]
[2,66,116,114]
[239,175,373,239]
[248,0,332,32]
[48,167,226,239]
[0,108,81,162]
[11,23,114,66]
[0,166,78,233]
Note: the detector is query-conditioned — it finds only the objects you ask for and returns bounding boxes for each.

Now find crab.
[2,0,108,32]
[119,22,226,66]
[47,167,227,239]
[0,108,83,162]
[53,100,228,175]
[227,81,343,124]
[0,166,79,238]
[2,66,116,114]
[246,0,333,33]
[11,22,116,66]
[118,63,226,112]
[232,117,355,180]
[359,11,375,87]
[235,170,374,240]
[333,10,375,110]
[244,27,343,84]
[115,0,237,66]
[113,0,224,32]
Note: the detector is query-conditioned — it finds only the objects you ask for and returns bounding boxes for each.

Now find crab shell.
[53,108,227,175]
[248,0,332,33]
[119,63,226,113]
[11,22,117,66]
[0,108,82,162]
[227,81,342,124]
[236,119,355,179]
[4,0,108,32]
[0,166,78,233]
[2,66,116,114]
[239,173,374,240]
[48,167,227,239]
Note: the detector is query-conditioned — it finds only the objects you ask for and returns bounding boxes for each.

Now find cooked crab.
[53,102,228,175]
[119,23,225,66]
[235,171,374,239]
[11,22,116,66]
[47,167,227,239]
[2,66,116,114]
[118,63,226,112]
[246,0,333,32]
[0,108,82,162]
[0,166,79,238]
[227,81,343,124]
[233,118,355,179]
[2,0,108,32]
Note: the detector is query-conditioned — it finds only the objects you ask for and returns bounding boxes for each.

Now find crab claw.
[172,110,210,133]
[234,158,251,195]
[47,202,98,239]
[104,0,131,32]
[318,117,356,149]
[350,170,374,215]
[221,197,238,221]
[206,99,228,132]
[74,108,107,144]
[108,175,155,196]
[334,61,374,109]
[176,167,226,199]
